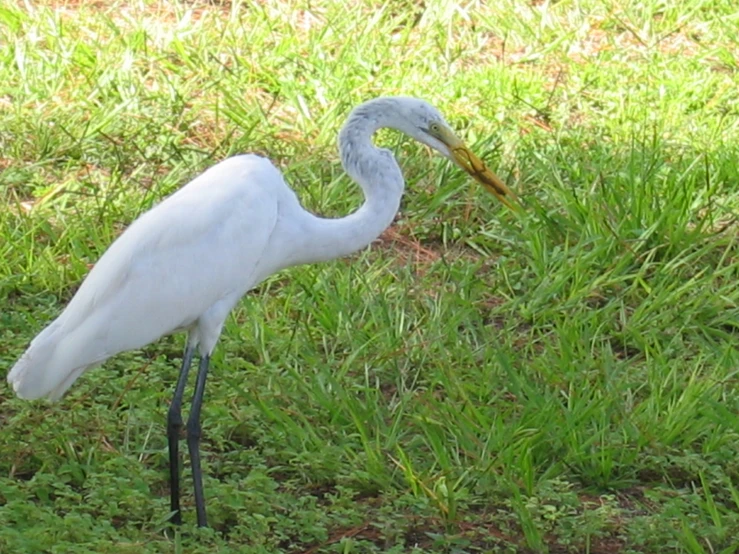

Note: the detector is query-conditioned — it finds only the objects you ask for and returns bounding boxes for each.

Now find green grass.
[1,0,739,552]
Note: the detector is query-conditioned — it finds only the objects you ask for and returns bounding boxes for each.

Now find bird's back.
[8,155,289,401]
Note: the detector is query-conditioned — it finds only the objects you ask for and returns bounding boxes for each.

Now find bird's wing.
[63,155,284,355]
[9,155,284,400]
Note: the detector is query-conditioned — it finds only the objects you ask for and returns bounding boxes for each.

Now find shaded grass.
[1,0,739,552]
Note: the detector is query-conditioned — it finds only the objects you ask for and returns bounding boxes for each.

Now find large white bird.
[7,96,515,527]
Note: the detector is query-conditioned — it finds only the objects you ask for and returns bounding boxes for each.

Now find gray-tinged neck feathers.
[338,97,406,200]
[286,98,408,265]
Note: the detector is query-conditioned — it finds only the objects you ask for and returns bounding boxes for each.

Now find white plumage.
[9,155,285,400]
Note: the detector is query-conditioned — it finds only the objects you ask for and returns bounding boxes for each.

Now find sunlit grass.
[1,0,738,552]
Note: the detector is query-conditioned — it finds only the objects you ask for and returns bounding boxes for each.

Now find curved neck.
[288,100,406,265]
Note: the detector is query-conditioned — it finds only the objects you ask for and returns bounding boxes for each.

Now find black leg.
[187,354,211,528]
[167,344,195,525]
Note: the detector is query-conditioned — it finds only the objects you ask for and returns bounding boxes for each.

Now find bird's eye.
[429,122,441,134]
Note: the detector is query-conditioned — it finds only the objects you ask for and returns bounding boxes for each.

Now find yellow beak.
[437,127,518,210]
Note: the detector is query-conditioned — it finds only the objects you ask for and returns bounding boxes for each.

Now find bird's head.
[392,97,517,209]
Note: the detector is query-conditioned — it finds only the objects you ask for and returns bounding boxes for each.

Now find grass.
[1,0,738,552]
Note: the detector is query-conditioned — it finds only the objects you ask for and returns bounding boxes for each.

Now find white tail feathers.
[6,320,96,402]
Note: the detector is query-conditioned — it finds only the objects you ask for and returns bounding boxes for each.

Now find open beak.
[437,127,518,210]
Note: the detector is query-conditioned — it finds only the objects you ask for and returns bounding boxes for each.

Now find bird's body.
[7,97,515,526]
[10,156,291,400]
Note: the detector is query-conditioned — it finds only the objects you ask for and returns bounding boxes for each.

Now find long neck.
[288,100,405,265]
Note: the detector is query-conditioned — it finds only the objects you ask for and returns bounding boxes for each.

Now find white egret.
[7,97,515,527]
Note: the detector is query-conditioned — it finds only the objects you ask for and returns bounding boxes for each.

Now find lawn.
[1,0,738,552]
